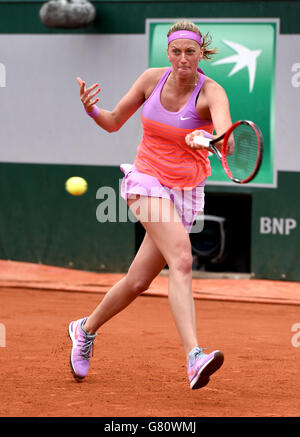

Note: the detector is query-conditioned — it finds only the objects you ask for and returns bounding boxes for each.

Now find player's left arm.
[205,79,232,135]
[206,80,233,152]
[186,79,233,150]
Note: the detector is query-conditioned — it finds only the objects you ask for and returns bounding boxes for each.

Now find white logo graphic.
[0,323,5,347]
[180,116,191,121]
[212,40,262,93]
[291,63,300,88]
[291,323,300,347]
[0,63,6,88]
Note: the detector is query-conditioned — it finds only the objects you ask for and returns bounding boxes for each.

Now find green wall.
[251,172,300,281]
[0,1,300,34]
[205,172,300,281]
[0,163,134,272]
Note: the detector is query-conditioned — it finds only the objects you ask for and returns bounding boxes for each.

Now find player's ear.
[199,47,204,61]
[166,45,170,61]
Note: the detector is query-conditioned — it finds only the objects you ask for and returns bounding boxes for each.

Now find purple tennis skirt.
[120,164,205,233]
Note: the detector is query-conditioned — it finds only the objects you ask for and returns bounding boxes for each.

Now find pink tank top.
[134,67,214,189]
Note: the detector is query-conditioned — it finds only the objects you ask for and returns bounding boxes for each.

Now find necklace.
[169,71,199,87]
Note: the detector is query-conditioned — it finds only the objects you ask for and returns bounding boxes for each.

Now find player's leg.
[69,231,166,380]
[129,196,224,389]
[83,232,166,333]
[128,195,198,358]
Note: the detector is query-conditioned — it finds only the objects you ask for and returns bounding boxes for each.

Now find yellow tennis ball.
[65,176,88,196]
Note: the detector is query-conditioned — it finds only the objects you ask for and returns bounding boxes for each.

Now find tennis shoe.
[187,346,224,389]
[68,317,97,381]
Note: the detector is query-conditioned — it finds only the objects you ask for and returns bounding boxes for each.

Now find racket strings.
[225,125,260,181]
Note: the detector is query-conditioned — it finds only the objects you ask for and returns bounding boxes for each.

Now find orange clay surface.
[0,261,300,417]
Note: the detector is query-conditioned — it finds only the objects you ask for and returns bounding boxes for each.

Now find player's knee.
[124,274,150,296]
[169,250,193,275]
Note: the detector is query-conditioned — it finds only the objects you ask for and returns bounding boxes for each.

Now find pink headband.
[168,30,202,46]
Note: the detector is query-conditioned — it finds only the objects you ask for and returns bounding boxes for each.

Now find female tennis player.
[69,20,232,390]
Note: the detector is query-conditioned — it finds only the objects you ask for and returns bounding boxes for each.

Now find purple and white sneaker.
[187,347,224,389]
[68,317,97,381]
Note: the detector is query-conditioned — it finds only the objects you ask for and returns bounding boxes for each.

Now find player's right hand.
[77,77,100,113]
[185,130,210,150]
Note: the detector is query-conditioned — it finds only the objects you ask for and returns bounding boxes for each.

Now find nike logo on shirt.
[180,116,192,121]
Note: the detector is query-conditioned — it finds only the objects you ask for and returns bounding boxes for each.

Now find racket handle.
[193,136,211,148]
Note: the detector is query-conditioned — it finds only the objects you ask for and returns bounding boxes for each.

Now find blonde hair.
[167,20,217,61]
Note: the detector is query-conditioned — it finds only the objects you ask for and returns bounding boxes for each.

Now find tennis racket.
[194,120,263,184]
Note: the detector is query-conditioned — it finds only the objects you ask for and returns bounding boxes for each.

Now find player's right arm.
[77,69,163,133]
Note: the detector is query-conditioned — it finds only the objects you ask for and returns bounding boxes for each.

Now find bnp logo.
[148,20,277,185]
[212,40,262,93]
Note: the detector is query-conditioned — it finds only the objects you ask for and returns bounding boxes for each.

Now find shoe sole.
[191,351,224,390]
[68,323,85,382]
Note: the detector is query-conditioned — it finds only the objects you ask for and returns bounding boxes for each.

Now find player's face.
[167,39,203,78]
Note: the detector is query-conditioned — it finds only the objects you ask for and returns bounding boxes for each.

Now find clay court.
[0,261,299,417]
